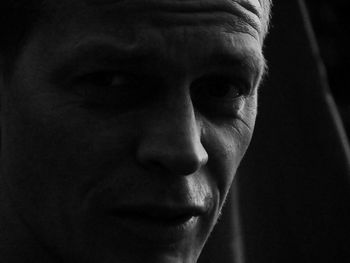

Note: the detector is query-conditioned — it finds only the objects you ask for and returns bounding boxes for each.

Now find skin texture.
[0,0,266,262]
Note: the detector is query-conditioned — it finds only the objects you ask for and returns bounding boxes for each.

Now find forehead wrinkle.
[83,0,124,5]
[225,1,262,40]
[88,0,262,37]
[232,0,272,40]
[234,0,262,19]
[86,0,262,18]
[84,0,262,17]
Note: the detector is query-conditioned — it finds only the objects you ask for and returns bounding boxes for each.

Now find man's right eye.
[81,71,130,88]
[73,71,141,110]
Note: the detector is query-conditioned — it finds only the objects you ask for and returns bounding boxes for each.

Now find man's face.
[0,0,264,262]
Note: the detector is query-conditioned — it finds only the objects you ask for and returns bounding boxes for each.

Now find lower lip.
[105,213,199,245]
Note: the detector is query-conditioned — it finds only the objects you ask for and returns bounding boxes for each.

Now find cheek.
[2,78,138,207]
[201,107,257,204]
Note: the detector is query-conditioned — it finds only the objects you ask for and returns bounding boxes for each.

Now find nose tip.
[137,131,208,176]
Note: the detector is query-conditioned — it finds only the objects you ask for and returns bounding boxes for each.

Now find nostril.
[162,150,207,176]
[136,137,208,176]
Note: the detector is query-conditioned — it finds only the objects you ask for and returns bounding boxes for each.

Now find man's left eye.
[202,82,244,100]
[192,76,248,101]
[191,75,250,117]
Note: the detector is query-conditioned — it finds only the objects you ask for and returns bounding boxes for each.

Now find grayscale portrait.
[0,1,275,262]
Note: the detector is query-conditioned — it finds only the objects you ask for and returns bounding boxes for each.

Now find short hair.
[0,0,272,71]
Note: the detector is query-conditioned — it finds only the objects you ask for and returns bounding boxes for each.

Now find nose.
[136,93,208,176]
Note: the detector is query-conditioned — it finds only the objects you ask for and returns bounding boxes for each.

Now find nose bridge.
[137,91,208,176]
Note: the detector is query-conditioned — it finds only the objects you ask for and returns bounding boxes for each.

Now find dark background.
[304,0,350,136]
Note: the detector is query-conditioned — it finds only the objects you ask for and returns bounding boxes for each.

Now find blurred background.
[304,0,350,136]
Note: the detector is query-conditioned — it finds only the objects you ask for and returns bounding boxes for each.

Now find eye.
[203,80,243,100]
[193,76,248,101]
[73,71,142,110]
[80,71,131,89]
[191,75,250,117]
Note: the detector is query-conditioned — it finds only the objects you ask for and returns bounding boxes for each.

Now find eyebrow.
[50,40,154,81]
[205,47,266,85]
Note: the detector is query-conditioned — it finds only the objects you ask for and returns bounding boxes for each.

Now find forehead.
[40,0,262,54]
[19,0,265,81]
[45,0,264,40]
[84,0,261,9]
[83,0,262,10]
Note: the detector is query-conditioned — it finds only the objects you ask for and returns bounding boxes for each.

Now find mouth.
[104,205,206,244]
